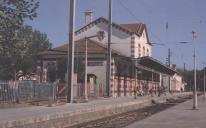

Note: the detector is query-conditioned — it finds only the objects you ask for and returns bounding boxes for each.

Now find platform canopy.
[134,56,176,76]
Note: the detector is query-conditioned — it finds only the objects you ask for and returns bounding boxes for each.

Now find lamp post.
[106,0,112,97]
[67,0,75,103]
[203,62,206,100]
[179,31,198,109]
[84,31,105,101]
[192,31,197,109]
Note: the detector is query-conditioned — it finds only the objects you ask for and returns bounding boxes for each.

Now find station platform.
[0,92,191,128]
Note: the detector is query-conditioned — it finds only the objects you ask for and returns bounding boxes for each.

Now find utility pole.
[183,63,186,77]
[152,69,153,90]
[183,63,186,84]
[184,63,186,73]
[106,0,112,97]
[67,0,75,103]
[192,31,197,109]
[84,38,88,101]
[168,48,171,92]
[203,62,206,100]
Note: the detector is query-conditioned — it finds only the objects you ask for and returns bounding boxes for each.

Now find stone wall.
[1,100,152,128]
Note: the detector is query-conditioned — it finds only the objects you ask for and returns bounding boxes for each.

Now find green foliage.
[177,68,205,91]
[0,0,52,80]
[0,56,13,79]
[0,0,39,28]
[0,25,51,80]
[0,0,39,55]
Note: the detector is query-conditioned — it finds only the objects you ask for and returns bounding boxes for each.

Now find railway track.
[69,96,192,128]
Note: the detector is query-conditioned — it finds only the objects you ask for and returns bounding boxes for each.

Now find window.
[88,61,104,66]
[143,46,145,56]
[147,48,149,56]
[138,44,141,57]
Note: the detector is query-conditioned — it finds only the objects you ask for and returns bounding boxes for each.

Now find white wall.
[87,60,107,96]
[87,60,106,86]
[162,75,169,89]
[133,30,152,58]
[75,22,152,58]
[75,22,131,57]
[171,74,184,91]
[75,22,153,95]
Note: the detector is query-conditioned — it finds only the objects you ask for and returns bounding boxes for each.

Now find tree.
[0,0,44,80]
[177,68,204,91]
[16,26,51,77]
[0,25,51,80]
[0,0,39,55]
[0,0,39,30]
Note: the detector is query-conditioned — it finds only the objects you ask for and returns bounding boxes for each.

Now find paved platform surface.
[0,92,191,128]
[126,96,206,128]
[0,96,149,121]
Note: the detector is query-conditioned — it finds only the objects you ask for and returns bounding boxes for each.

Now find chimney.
[172,64,176,71]
[84,10,93,25]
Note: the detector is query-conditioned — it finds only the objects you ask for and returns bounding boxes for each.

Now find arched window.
[138,44,141,57]
[143,46,145,56]
[147,48,149,56]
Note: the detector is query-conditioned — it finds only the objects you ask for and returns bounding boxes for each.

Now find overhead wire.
[117,0,165,45]
[117,0,199,68]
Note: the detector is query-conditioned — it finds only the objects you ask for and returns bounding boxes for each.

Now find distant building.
[171,64,186,92]
[171,73,185,92]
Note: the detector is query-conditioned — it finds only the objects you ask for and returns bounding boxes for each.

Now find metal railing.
[0,80,56,103]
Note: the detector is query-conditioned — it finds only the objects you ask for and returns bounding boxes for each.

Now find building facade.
[75,17,152,58]
[38,17,178,98]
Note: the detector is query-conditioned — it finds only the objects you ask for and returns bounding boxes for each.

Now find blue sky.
[26,0,206,70]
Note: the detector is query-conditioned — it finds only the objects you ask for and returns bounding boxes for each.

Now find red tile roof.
[120,23,145,36]
[75,17,151,45]
[38,39,122,56]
